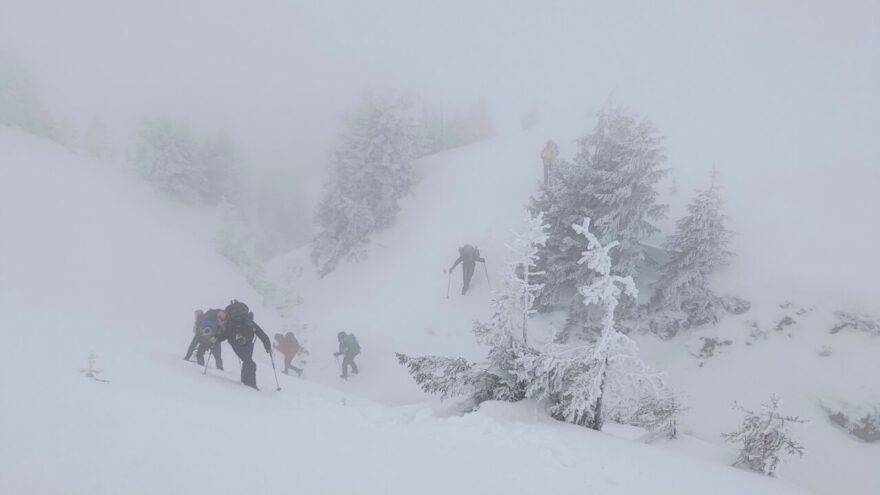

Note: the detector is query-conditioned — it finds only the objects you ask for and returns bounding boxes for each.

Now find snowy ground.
[0,125,874,494]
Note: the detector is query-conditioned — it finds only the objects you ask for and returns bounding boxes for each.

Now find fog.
[2,0,878,273]
[3,3,880,493]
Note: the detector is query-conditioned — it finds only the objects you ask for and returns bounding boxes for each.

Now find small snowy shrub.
[722,394,806,476]
[80,353,108,382]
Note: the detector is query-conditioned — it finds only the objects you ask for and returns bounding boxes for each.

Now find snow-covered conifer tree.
[0,53,56,140]
[312,91,427,276]
[531,105,668,340]
[722,394,807,476]
[519,218,672,430]
[131,117,208,201]
[649,172,737,337]
[395,354,484,401]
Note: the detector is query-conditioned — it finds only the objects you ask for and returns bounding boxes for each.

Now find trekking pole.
[268,350,282,391]
[482,262,492,290]
[446,271,452,299]
[203,345,214,375]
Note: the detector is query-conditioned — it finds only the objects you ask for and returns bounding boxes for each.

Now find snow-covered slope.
[275,120,880,494]
[0,127,818,494]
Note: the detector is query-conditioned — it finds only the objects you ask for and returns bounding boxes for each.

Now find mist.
[3,0,878,301]
[3,2,880,494]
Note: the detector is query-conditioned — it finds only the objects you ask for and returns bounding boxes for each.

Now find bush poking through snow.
[823,402,880,442]
[80,353,108,383]
[722,394,806,476]
[830,311,880,335]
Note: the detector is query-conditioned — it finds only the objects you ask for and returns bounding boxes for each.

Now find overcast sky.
[1,0,877,207]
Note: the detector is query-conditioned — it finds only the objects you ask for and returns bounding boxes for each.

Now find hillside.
[274,121,880,494]
[0,126,824,494]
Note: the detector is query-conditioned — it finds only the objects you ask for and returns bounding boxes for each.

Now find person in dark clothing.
[448,244,485,295]
[184,309,226,370]
[273,332,303,376]
[213,300,271,390]
[333,331,360,379]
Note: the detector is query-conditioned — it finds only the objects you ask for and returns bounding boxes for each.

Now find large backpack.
[461,244,476,260]
[196,309,223,344]
[196,319,219,344]
[346,334,360,355]
[461,245,482,263]
[225,300,255,345]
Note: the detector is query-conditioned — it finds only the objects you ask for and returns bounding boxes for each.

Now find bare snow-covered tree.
[518,218,672,430]
[722,394,807,476]
[312,90,428,276]
[504,211,549,343]
[531,105,668,341]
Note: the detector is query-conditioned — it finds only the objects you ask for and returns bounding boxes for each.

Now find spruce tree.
[312,91,427,276]
[131,117,207,201]
[649,172,735,336]
[519,218,670,430]
[531,105,668,340]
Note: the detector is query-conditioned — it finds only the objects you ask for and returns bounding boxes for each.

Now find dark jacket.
[217,315,271,351]
[336,334,360,357]
[450,245,485,272]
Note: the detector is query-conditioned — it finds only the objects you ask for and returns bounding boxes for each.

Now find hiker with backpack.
[184,309,226,370]
[273,332,304,376]
[447,244,486,295]
[212,300,272,390]
[333,331,360,379]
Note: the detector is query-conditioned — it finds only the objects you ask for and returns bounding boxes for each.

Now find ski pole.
[446,271,451,299]
[482,262,492,290]
[203,345,214,375]
[268,349,281,391]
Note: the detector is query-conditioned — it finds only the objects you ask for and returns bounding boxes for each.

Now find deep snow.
[0,127,824,494]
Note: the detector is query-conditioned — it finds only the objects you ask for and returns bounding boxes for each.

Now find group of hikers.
[183,299,361,389]
[183,245,486,390]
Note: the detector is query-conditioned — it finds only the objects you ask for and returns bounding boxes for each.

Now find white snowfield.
[0,125,873,494]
